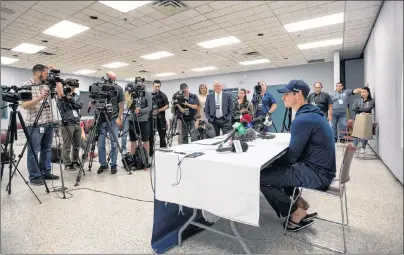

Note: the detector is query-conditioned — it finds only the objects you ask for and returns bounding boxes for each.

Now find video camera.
[254,82,262,94]
[172,90,187,106]
[1,85,32,103]
[89,76,117,100]
[197,119,206,132]
[126,82,145,99]
[46,69,64,88]
[62,78,79,95]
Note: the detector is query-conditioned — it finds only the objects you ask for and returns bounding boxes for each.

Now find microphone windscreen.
[234,128,256,142]
[241,114,252,123]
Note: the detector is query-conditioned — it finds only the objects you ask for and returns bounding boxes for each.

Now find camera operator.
[21,64,60,185]
[172,83,199,144]
[56,78,83,171]
[191,120,216,141]
[252,81,277,131]
[149,80,169,156]
[125,79,152,156]
[96,71,124,175]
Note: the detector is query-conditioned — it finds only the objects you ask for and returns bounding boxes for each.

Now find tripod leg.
[53,126,66,198]
[167,115,178,147]
[5,112,15,193]
[2,110,13,182]
[17,112,50,193]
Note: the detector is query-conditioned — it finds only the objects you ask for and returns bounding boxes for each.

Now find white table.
[154,133,290,253]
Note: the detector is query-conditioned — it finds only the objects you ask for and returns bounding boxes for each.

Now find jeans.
[332,111,347,140]
[260,162,333,217]
[121,113,130,152]
[97,119,119,168]
[61,125,81,165]
[26,124,53,181]
[353,138,368,149]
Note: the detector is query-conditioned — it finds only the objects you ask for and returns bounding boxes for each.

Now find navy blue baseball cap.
[277,80,310,97]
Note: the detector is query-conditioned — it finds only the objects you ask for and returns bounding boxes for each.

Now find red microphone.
[240,113,252,123]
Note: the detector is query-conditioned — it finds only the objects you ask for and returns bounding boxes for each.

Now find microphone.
[216,141,249,153]
[234,128,257,142]
[212,121,247,145]
[257,133,276,139]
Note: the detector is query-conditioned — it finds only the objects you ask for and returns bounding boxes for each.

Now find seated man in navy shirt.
[251,81,277,132]
[260,80,336,232]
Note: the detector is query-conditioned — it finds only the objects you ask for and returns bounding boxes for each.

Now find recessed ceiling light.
[141,51,174,60]
[239,59,270,65]
[11,43,46,54]
[156,72,176,77]
[99,1,152,13]
[73,69,97,75]
[197,36,241,49]
[1,56,19,64]
[191,66,217,72]
[102,62,129,68]
[284,13,344,32]
[43,20,89,39]
[298,38,343,50]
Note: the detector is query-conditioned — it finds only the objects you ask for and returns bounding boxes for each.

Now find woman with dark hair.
[232,88,253,124]
[351,87,375,153]
[195,84,208,125]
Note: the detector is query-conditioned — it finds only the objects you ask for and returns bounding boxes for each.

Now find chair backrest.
[339,144,357,184]
[346,119,355,130]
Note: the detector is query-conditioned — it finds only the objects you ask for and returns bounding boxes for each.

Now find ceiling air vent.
[243,51,260,56]
[139,70,149,73]
[151,0,188,16]
[308,58,324,64]
[38,51,56,56]
[1,47,11,51]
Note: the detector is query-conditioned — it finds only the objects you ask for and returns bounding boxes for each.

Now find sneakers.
[111,166,117,174]
[65,163,76,171]
[44,173,60,180]
[30,178,44,185]
[97,165,108,174]
[359,148,365,154]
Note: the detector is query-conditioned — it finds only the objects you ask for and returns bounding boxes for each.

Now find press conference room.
[1,1,403,254]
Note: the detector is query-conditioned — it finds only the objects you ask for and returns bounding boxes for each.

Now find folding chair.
[284,145,357,254]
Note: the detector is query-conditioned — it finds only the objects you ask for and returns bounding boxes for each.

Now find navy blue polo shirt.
[252,91,276,116]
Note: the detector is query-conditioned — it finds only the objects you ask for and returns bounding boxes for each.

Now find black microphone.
[258,133,276,139]
[250,116,265,126]
[216,140,249,153]
[234,128,257,142]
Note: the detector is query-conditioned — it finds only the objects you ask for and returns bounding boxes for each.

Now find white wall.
[0,66,127,129]
[364,0,403,183]
[160,62,334,119]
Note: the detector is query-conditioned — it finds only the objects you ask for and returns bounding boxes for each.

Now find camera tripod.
[281,107,292,132]
[0,101,45,203]
[166,110,192,147]
[76,104,131,186]
[129,114,149,170]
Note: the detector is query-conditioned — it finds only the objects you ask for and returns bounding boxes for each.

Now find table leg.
[178,208,197,247]
[230,221,251,254]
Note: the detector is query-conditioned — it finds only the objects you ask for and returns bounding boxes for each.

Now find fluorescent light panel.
[239,59,270,66]
[298,38,343,50]
[197,36,241,49]
[102,62,129,68]
[156,72,176,77]
[74,69,97,75]
[191,66,217,72]
[141,51,174,60]
[125,78,137,81]
[11,43,46,54]
[99,1,152,13]
[1,56,19,64]
[284,13,344,32]
[43,20,89,39]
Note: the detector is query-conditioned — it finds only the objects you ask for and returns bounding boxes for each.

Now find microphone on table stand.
[216,140,249,153]
[211,121,247,146]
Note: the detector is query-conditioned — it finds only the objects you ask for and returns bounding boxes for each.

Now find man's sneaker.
[359,148,365,154]
[44,173,60,180]
[30,178,44,185]
[111,166,117,174]
[97,165,108,174]
[72,162,81,168]
[65,163,75,171]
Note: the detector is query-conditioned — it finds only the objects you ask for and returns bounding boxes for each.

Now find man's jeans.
[26,124,53,181]
[121,113,130,152]
[179,119,195,144]
[97,119,119,168]
[332,111,347,140]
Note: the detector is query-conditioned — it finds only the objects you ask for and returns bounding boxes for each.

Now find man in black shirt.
[57,78,83,170]
[307,82,333,122]
[149,80,169,156]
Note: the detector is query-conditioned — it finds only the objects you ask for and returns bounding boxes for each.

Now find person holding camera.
[96,71,124,175]
[21,64,60,185]
[149,80,169,156]
[125,80,152,157]
[172,83,199,144]
[251,81,277,132]
[56,78,83,170]
[191,120,216,141]
[205,81,234,136]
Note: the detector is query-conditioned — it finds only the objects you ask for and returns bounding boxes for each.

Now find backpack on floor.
[133,146,149,170]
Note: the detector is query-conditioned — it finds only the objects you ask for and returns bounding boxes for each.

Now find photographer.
[172,83,199,144]
[125,80,152,157]
[56,78,83,171]
[21,64,60,185]
[191,120,216,141]
[252,81,277,131]
[96,71,124,175]
[149,80,169,156]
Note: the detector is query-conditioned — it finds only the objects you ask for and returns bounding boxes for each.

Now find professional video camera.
[62,79,79,95]
[254,82,262,94]
[126,82,145,99]
[197,119,206,132]
[1,85,32,103]
[46,69,63,87]
[88,76,117,100]
[172,90,187,105]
